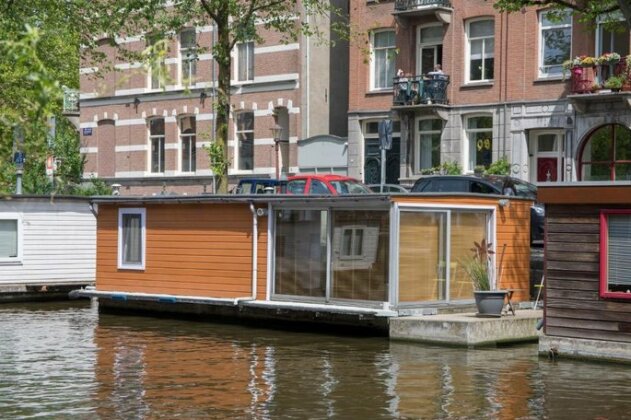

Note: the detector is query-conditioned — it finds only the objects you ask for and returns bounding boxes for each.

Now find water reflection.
[1,301,631,418]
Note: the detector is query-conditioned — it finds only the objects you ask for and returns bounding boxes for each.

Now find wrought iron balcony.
[63,88,80,114]
[393,0,453,22]
[392,74,449,107]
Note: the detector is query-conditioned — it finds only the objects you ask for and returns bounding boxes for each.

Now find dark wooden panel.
[545,242,600,253]
[546,260,599,272]
[545,326,631,343]
[546,223,600,234]
[546,216,599,224]
[545,251,599,263]
[546,316,621,332]
[547,233,600,243]
[546,288,600,301]
[545,269,599,282]
[547,307,631,323]
[547,298,631,314]
[547,205,602,215]
[546,279,598,292]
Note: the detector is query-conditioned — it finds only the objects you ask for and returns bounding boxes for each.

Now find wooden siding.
[0,199,96,285]
[97,203,267,299]
[545,204,631,343]
[393,196,532,302]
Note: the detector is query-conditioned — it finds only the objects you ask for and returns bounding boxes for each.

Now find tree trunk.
[214,17,231,194]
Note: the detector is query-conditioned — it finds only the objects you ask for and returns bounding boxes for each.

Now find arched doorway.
[579,124,631,181]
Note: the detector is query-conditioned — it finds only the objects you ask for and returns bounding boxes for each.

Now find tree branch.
[199,0,218,23]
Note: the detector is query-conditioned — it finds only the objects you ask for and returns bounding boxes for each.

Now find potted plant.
[604,75,624,92]
[461,239,507,317]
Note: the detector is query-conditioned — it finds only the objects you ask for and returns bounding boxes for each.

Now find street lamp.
[270,124,283,179]
[12,126,25,195]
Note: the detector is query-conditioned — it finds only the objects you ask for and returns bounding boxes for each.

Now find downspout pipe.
[246,202,258,301]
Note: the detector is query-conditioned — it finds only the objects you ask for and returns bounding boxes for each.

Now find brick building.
[348,0,631,186]
[79,3,349,195]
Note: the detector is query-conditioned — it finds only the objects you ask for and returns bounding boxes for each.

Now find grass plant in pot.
[461,239,507,317]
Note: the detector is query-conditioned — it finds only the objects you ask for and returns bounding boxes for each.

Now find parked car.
[367,184,409,193]
[411,175,544,244]
[233,178,287,194]
[287,174,372,195]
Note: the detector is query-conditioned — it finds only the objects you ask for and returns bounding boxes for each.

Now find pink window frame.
[600,209,631,300]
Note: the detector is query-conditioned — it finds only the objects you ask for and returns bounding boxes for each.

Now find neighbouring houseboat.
[539,183,631,363]
[0,195,96,302]
[79,193,532,332]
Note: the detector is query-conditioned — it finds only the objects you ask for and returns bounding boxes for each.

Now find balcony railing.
[63,88,80,113]
[394,0,452,12]
[393,74,450,106]
[570,58,628,94]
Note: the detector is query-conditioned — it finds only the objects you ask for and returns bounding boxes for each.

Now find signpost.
[12,126,24,195]
[378,119,393,192]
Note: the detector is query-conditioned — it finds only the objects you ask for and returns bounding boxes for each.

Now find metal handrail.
[393,74,450,106]
[394,0,452,11]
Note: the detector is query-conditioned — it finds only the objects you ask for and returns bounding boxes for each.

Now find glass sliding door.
[331,210,389,302]
[398,211,447,303]
[449,211,489,300]
[274,210,327,299]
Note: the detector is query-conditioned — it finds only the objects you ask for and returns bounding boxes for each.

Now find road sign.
[13,152,25,165]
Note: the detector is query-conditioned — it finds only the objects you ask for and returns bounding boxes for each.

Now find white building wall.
[0,198,96,285]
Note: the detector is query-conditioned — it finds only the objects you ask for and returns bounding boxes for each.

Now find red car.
[287,174,372,195]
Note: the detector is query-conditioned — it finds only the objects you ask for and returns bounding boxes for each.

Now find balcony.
[392,74,449,107]
[393,0,452,23]
[567,56,631,113]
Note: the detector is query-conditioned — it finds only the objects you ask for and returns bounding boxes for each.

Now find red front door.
[537,158,558,182]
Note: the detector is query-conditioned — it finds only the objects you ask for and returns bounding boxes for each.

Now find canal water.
[1,301,630,419]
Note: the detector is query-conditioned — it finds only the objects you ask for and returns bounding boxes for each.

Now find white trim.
[414,116,444,173]
[114,171,146,177]
[80,121,98,129]
[235,41,255,82]
[416,23,443,75]
[115,145,147,153]
[114,62,143,70]
[118,208,146,270]
[198,53,213,61]
[114,88,146,96]
[0,213,23,265]
[79,92,98,100]
[538,10,572,79]
[463,113,493,173]
[369,29,396,91]
[80,147,98,154]
[465,18,495,84]
[165,143,179,150]
[115,35,143,44]
[255,43,299,54]
[116,118,146,127]
[80,67,99,75]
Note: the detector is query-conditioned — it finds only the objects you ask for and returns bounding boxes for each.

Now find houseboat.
[78,193,532,332]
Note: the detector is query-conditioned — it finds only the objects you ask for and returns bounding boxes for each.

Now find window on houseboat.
[274,210,327,298]
[118,208,145,270]
[0,219,19,260]
[331,211,389,301]
[601,212,631,299]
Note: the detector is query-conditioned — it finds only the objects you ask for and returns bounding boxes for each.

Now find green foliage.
[604,75,625,89]
[461,239,495,291]
[420,160,463,175]
[484,156,511,176]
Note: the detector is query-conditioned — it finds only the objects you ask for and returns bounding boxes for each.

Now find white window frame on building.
[179,28,197,86]
[147,36,167,90]
[235,111,254,171]
[464,115,493,173]
[465,19,495,83]
[415,117,443,174]
[0,214,22,265]
[370,29,396,91]
[417,24,444,76]
[236,41,254,82]
[118,208,146,270]
[149,118,165,173]
[340,226,366,260]
[595,12,629,57]
[179,115,196,173]
[529,130,564,183]
[538,10,572,79]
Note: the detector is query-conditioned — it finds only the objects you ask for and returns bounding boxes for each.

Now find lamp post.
[270,124,283,179]
[12,126,24,195]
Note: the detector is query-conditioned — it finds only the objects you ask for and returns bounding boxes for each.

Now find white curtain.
[123,215,142,264]
[0,220,18,258]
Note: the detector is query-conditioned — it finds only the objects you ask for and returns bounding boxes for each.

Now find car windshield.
[486,177,537,199]
[329,180,371,194]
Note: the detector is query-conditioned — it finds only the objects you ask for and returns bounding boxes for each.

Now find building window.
[362,120,401,184]
[180,116,196,172]
[340,227,364,259]
[416,118,442,173]
[600,210,631,300]
[539,10,571,78]
[180,28,197,85]
[236,112,254,170]
[149,118,165,173]
[371,30,396,90]
[0,216,21,264]
[465,116,493,171]
[418,24,443,76]
[147,36,167,90]
[118,208,146,270]
[466,19,494,82]
[580,124,631,181]
[237,41,254,82]
[596,12,629,57]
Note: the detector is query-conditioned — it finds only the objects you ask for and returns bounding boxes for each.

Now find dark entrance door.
[364,138,400,184]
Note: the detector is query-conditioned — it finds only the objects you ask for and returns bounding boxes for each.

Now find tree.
[492,0,631,29]
[84,0,347,193]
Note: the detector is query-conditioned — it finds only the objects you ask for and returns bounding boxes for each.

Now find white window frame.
[118,208,146,270]
[464,114,494,173]
[148,118,165,173]
[415,117,443,173]
[416,23,443,76]
[236,41,254,82]
[0,214,22,265]
[339,226,366,260]
[235,111,254,172]
[179,115,196,173]
[147,37,167,90]
[538,10,572,79]
[179,28,197,86]
[370,29,396,91]
[595,12,627,57]
[465,18,494,83]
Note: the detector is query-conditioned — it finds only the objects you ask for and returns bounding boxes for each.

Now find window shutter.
[608,215,631,286]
